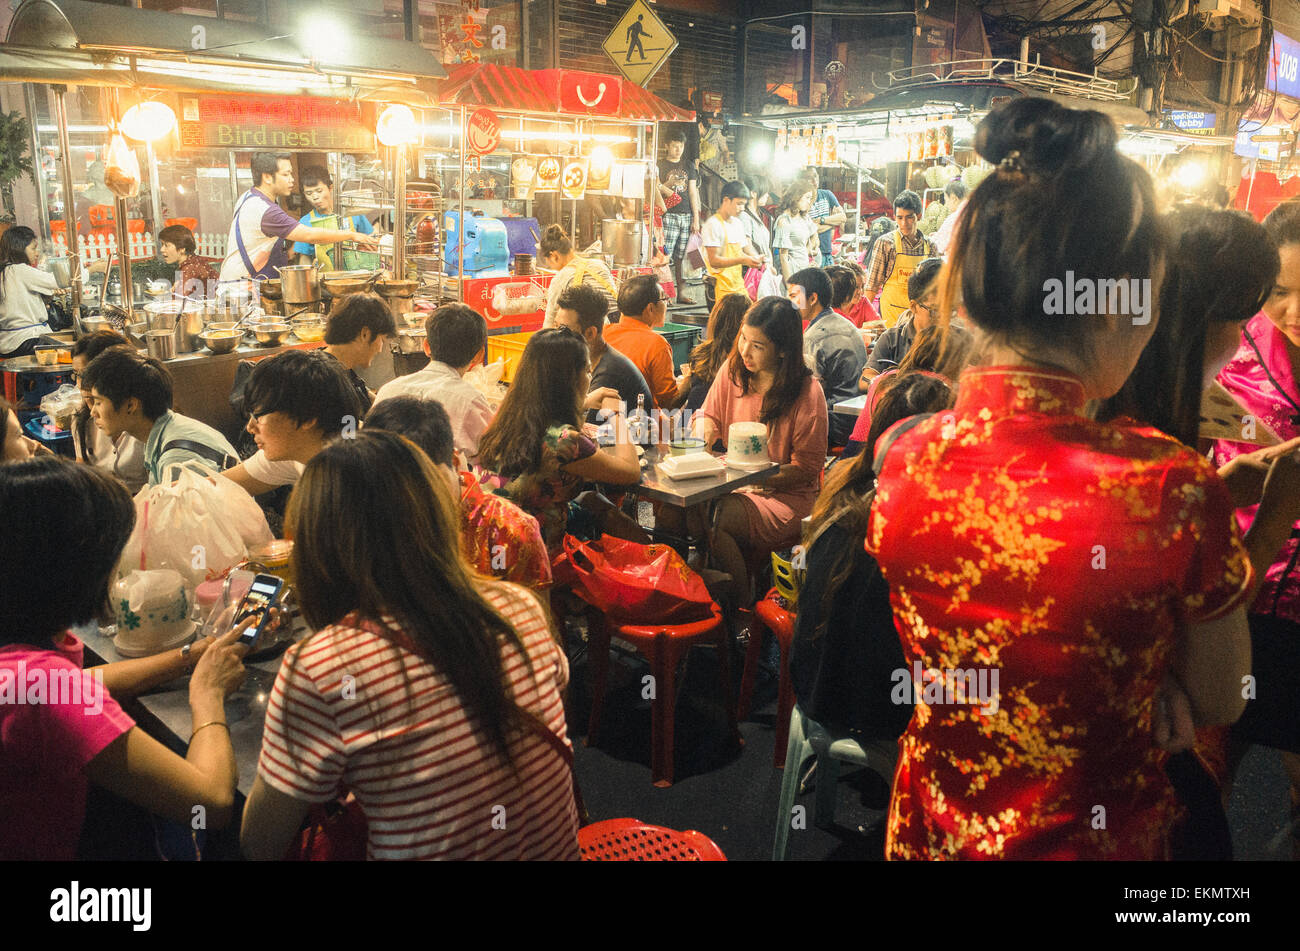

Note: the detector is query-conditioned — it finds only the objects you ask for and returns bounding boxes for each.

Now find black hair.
[365,396,455,468]
[325,292,397,345]
[557,282,608,335]
[944,180,967,201]
[826,266,856,308]
[617,273,663,319]
[538,223,572,259]
[1263,201,1300,248]
[729,296,813,425]
[0,226,36,302]
[477,328,590,479]
[251,152,291,188]
[666,129,687,145]
[892,190,923,215]
[80,346,173,420]
[1098,207,1278,446]
[788,267,833,311]
[244,349,362,438]
[907,257,944,302]
[70,329,129,362]
[423,302,487,368]
[0,457,136,647]
[942,96,1164,360]
[299,166,333,190]
[157,224,196,255]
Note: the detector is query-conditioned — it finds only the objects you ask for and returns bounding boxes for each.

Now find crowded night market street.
[0,0,1292,932]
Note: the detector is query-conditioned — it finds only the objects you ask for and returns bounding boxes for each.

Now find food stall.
[0,0,447,437]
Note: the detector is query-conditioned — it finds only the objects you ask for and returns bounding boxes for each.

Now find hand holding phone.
[232,574,285,647]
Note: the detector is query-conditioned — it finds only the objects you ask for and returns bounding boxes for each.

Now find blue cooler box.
[444,211,510,278]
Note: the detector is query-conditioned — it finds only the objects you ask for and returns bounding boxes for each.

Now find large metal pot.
[321,272,376,297]
[144,300,205,354]
[277,264,321,303]
[601,218,643,267]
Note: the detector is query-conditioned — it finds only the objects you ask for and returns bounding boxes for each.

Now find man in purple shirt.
[219,153,378,284]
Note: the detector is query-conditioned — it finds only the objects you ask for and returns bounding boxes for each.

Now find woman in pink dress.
[692,296,828,606]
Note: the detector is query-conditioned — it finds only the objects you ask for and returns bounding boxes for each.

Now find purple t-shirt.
[0,645,135,860]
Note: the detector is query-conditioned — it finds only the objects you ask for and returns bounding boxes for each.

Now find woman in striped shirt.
[240,430,579,860]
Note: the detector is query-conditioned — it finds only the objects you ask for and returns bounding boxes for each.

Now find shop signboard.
[466,108,502,155]
[1268,32,1300,100]
[602,0,677,87]
[1166,110,1217,135]
[177,96,375,151]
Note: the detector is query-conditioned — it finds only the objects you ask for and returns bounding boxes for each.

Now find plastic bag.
[118,463,273,589]
[758,266,783,298]
[553,534,714,624]
[686,232,707,271]
[40,383,82,432]
[104,130,141,199]
[464,360,505,407]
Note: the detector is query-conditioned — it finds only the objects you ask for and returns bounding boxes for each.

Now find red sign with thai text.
[176,96,374,151]
[466,108,502,156]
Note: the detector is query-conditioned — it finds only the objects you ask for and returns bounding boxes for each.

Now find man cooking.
[293,166,376,269]
[218,153,378,287]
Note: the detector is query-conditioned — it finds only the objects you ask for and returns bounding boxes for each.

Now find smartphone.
[233,573,285,646]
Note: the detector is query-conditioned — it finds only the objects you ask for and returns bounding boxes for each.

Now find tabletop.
[77,621,288,797]
[833,394,867,416]
[624,444,780,508]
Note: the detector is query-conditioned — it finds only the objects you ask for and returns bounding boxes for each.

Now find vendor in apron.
[293,166,375,269]
[701,181,763,310]
[217,154,379,297]
[865,191,937,328]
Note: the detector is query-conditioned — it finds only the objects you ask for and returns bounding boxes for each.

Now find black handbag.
[43,293,73,332]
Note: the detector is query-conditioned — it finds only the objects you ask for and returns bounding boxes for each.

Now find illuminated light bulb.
[120,102,176,142]
[589,145,614,177]
[1171,158,1210,192]
[377,104,419,146]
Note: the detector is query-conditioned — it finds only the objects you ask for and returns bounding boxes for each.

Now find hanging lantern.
[120,102,176,142]
[376,104,419,147]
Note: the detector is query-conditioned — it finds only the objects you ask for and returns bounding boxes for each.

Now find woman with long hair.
[477,327,641,550]
[1208,201,1300,857]
[240,431,579,860]
[771,184,817,285]
[0,226,59,358]
[685,292,749,410]
[538,223,617,329]
[791,372,955,738]
[868,96,1253,859]
[692,296,827,606]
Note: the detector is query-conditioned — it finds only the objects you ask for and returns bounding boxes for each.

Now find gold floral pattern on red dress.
[867,366,1252,860]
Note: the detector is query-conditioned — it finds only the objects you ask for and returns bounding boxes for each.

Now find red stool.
[578,819,726,860]
[737,588,797,767]
[583,598,742,787]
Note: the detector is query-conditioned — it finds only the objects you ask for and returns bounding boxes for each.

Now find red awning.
[437,63,693,123]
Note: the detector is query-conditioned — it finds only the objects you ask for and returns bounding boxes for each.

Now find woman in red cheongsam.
[867,97,1254,860]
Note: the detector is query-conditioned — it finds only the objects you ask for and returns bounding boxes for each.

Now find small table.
[833,394,867,417]
[78,622,286,797]
[631,445,780,508]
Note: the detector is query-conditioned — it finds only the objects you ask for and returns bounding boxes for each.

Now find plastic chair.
[738,551,804,766]
[578,819,726,860]
[583,598,742,787]
[165,217,198,233]
[772,704,899,861]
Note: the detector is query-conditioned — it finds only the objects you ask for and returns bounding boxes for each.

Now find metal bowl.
[199,330,242,354]
[206,321,242,334]
[259,279,283,300]
[79,315,110,335]
[252,322,292,346]
[322,277,374,297]
[375,279,418,297]
[396,328,426,354]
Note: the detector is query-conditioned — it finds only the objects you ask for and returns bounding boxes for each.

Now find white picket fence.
[53,232,229,263]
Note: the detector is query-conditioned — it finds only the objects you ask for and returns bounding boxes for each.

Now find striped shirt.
[258,583,579,860]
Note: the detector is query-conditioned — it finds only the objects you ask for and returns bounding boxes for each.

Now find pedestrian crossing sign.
[602,0,677,87]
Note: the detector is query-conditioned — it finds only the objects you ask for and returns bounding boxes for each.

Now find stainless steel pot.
[277,263,322,303]
[46,255,74,288]
[601,219,643,267]
[396,328,426,354]
[145,329,176,360]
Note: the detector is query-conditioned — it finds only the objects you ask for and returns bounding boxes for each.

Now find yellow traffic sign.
[602,0,678,87]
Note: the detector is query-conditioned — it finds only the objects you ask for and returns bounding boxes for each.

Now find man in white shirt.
[371,303,495,460]
[221,349,363,497]
[932,180,967,256]
[701,180,762,310]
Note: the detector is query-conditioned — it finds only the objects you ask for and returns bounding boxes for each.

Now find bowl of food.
[198,329,242,354]
[251,322,292,346]
[291,319,326,342]
[669,437,707,456]
[33,345,61,366]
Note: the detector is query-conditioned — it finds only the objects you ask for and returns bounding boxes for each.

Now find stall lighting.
[120,102,177,142]
[416,125,635,145]
[377,104,420,146]
[747,142,771,165]
[311,18,350,60]
[589,145,615,178]
[37,125,109,134]
[772,148,801,180]
[1118,136,1180,157]
[1170,157,1211,192]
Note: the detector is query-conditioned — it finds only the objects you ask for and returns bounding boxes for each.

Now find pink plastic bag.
[686,232,706,271]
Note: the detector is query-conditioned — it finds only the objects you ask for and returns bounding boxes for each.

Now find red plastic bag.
[556,534,714,624]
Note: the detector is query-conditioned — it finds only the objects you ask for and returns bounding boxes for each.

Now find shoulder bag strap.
[872,412,935,477]
[231,191,261,278]
[161,438,237,472]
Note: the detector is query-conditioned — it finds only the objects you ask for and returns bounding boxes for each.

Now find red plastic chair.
[738,588,798,767]
[165,217,198,232]
[583,598,742,787]
[578,819,726,860]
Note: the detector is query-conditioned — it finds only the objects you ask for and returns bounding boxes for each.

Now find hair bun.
[542,223,566,238]
[975,96,1117,177]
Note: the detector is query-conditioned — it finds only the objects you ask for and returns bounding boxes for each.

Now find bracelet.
[191,720,229,738]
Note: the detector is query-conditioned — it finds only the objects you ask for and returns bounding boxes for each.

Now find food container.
[396,328,426,354]
[198,329,241,354]
[145,329,176,360]
[252,322,291,346]
[277,264,321,303]
[78,315,109,336]
[259,279,283,300]
[33,346,60,366]
[290,319,326,342]
[601,219,643,267]
[669,437,707,456]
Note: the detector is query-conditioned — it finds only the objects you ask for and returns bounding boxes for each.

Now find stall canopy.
[1,0,445,103]
[437,63,694,123]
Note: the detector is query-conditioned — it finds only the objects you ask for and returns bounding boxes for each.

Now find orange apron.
[879,230,927,328]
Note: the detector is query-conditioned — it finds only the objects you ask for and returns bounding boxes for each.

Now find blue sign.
[1235,125,1261,159]
[1166,110,1216,131]
[1269,32,1300,100]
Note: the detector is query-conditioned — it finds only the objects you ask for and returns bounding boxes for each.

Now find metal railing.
[875,58,1133,102]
